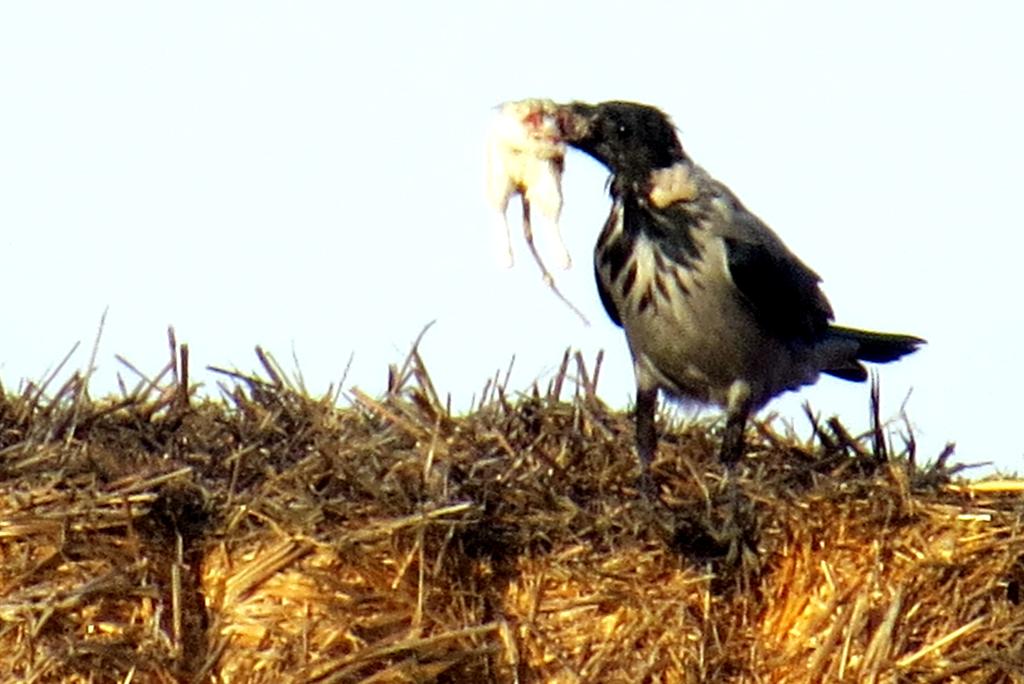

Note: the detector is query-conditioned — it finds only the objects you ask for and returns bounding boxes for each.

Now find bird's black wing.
[594,205,625,328]
[594,262,623,327]
[723,211,834,343]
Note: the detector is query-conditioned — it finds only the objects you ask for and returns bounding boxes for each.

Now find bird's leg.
[716,383,757,568]
[719,382,752,466]
[719,410,749,465]
[635,386,658,495]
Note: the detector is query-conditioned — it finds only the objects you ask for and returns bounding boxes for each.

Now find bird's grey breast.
[594,179,814,407]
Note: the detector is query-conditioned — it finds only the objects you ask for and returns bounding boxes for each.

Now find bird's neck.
[611,159,699,210]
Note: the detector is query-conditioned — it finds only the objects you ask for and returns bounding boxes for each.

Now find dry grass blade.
[301,623,499,684]
[896,616,987,669]
[221,539,316,606]
[946,480,1024,493]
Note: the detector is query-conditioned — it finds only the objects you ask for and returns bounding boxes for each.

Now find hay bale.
[0,345,1021,682]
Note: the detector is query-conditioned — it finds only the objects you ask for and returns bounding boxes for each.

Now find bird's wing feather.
[719,207,834,343]
[594,263,623,327]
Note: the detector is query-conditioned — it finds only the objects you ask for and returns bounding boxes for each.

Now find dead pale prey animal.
[485,99,588,324]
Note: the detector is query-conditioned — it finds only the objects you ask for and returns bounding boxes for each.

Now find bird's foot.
[665,472,761,587]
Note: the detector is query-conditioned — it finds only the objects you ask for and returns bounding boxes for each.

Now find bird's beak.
[556,102,598,145]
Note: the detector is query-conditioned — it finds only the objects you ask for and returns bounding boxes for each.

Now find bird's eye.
[617,123,627,135]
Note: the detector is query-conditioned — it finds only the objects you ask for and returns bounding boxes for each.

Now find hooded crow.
[557,100,924,474]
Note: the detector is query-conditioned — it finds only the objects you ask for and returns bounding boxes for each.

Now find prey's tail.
[823,326,925,382]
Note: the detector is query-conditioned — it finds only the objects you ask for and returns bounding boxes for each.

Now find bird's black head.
[558,101,686,180]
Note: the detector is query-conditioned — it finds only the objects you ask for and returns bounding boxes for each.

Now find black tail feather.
[824,326,925,382]
[832,326,925,362]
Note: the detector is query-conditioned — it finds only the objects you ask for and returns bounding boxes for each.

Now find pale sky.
[2,2,1021,474]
